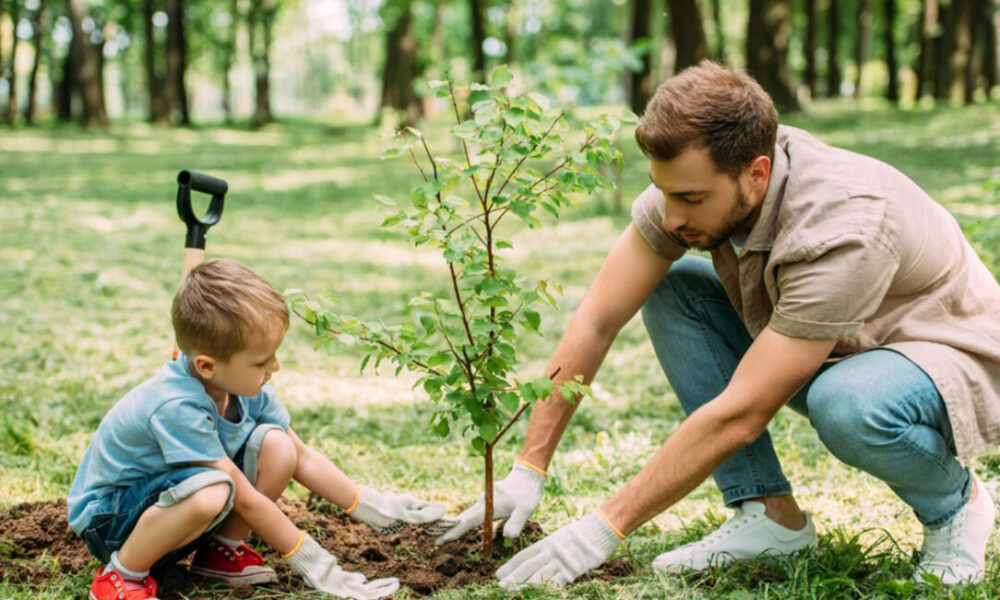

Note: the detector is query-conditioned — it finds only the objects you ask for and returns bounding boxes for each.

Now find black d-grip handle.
[176,170,228,249]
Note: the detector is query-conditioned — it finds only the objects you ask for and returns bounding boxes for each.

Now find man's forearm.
[520,318,616,469]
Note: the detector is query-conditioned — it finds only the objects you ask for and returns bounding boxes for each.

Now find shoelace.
[121,577,150,593]
[692,509,752,548]
[921,512,965,567]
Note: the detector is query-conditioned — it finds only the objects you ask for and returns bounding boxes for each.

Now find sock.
[213,534,243,550]
[104,551,149,588]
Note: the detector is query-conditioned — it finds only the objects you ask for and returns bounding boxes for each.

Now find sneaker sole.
[189,566,277,585]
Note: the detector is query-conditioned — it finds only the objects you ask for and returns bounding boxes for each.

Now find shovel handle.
[177,170,228,250]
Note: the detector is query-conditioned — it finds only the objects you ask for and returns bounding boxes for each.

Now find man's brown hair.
[635,60,778,177]
[171,259,289,361]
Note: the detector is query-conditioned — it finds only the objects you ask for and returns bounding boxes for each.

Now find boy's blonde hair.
[171,259,289,361]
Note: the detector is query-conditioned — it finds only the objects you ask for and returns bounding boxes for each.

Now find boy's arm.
[193,456,302,554]
[286,427,358,509]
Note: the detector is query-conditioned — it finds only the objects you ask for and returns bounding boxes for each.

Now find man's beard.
[694,186,757,250]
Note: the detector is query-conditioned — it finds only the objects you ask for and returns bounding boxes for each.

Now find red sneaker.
[190,539,277,585]
[89,568,158,600]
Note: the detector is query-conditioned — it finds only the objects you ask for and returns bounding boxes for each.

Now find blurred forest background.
[0,0,997,129]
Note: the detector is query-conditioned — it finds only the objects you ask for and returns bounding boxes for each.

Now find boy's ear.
[191,354,218,380]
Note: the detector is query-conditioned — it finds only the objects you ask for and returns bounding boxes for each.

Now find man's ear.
[744,155,772,205]
[191,354,218,380]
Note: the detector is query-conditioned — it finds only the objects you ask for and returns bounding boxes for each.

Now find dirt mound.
[0,498,632,597]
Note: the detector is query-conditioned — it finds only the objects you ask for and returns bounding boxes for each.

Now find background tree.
[826,0,842,96]
[248,0,278,126]
[25,0,48,123]
[66,0,108,125]
[936,0,974,101]
[666,0,708,71]
[884,0,899,102]
[709,0,725,60]
[624,0,652,115]
[379,0,423,125]
[747,0,800,110]
[164,0,189,125]
[6,0,22,124]
[804,0,818,98]
[916,0,938,98]
[985,0,999,92]
[468,0,485,81]
[854,0,870,98]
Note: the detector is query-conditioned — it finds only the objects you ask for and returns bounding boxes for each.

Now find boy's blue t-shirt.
[67,354,291,533]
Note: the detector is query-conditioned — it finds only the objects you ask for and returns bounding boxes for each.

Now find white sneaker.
[652,501,817,572]
[913,470,996,585]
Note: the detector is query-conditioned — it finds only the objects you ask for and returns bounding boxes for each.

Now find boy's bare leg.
[216,429,297,541]
[116,482,232,571]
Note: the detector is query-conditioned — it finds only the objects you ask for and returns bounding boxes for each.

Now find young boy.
[68,258,448,600]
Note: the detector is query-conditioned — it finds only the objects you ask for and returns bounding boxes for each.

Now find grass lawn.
[1,100,998,599]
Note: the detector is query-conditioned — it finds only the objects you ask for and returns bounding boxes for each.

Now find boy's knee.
[186,481,232,521]
[259,429,298,476]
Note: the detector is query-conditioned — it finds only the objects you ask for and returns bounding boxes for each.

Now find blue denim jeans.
[641,255,972,527]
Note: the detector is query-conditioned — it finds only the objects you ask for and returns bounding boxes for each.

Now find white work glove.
[496,511,623,590]
[286,534,399,599]
[435,462,546,545]
[348,485,447,534]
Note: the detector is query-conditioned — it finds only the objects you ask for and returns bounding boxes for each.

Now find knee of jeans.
[807,379,896,464]
[259,428,298,480]
[641,258,716,324]
[186,480,233,522]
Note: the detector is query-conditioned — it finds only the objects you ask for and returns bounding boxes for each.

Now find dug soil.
[0,497,633,597]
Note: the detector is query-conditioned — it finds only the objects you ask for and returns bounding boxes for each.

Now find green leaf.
[453,121,479,139]
[432,419,450,437]
[523,310,541,332]
[471,437,486,456]
[499,391,520,413]
[480,422,498,444]
[488,64,514,87]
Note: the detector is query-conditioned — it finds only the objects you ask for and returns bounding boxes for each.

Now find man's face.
[648,146,769,250]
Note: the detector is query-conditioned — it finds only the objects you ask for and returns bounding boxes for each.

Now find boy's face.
[196,318,286,399]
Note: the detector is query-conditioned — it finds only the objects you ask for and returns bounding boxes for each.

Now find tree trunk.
[7,0,22,124]
[165,0,189,125]
[222,0,237,124]
[985,0,999,92]
[145,0,167,123]
[964,0,985,102]
[666,0,709,72]
[66,0,108,126]
[248,0,275,126]
[25,0,47,124]
[469,0,486,82]
[826,0,842,96]
[854,0,871,98]
[916,0,938,99]
[884,0,899,102]
[804,0,817,97]
[503,0,519,64]
[57,50,73,120]
[483,443,494,557]
[746,0,799,111]
[379,0,422,125]
[936,0,974,101]
[0,4,5,123]
[710,0,725,60]
[625,0,653,115]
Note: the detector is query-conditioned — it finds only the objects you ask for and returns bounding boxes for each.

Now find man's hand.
[435,462,545,544]
[348,486,447,534]
[495,511,622,589]
[286,534,399,599]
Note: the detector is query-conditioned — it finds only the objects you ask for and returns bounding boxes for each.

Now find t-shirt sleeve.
[769,236,899,339]
[149,398,227,465]
[630,184,689,261]
[253,384,291,429]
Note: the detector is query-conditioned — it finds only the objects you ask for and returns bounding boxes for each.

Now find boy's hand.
[349,486,447,534]
[286,533,399,599]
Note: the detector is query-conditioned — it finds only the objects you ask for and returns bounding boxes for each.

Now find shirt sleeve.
[630,184,689,261]
[252,384,291,429]
[769,236,899,340]
[149,398,227,465]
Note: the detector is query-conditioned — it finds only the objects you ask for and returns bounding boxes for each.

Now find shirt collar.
[744,142,789,252]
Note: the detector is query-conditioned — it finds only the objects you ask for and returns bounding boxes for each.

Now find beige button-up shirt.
[632,125,1000,461]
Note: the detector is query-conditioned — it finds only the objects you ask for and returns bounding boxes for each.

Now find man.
[436,61,1000,588]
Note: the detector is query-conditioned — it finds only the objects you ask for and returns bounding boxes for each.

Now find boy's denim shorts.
[79,423,283,566]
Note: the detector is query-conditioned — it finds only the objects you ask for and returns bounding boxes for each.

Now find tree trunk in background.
[916,0,938,98]
[667,0,709,71]
[248,0,275,126]
[710,0,725,60]
[7,0,22,124]
[222,0,237,124]
[0,4,5,123]
[936,0,973,101]
[57,51,73,120]
[145,0,167,123]
[503,0,519,65]
[826,0,842,96]
[625,0,653,115]
[985,0,999,92]
[884,0,899,102]
[964,0,984,102]
[469,0,486,81]
[746,0,799,111]
[26,0,47,123]
[804,0,817,97]
[165,0,189,124]
[379,0,422,125]
[854,0,870,98]
[66,0,108,126]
